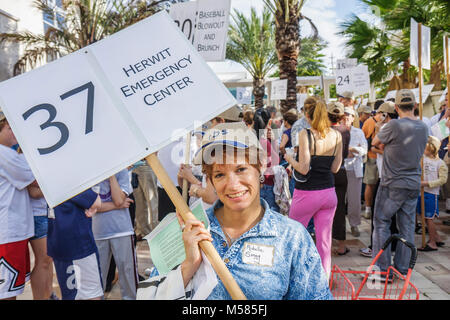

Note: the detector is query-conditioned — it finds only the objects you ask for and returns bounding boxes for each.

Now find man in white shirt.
[343,107,367,237]
[0,110,37,300]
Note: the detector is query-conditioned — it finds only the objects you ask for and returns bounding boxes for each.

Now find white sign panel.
[271,79,288,100]
[335,68,353,95]
[296,93,308,111]
[169,0,231,61]
[335,64,370,96]
[383,84,434,105]
[169,0,197,44]
[440,88,448,103]
[444,36,450,74]
[410,18,431,70]
[336,58,357,70]
[236,87,252,104]
[352,64,370,96]
[384,90,396,101]
[0,53,148,208]
[0,11,236,207]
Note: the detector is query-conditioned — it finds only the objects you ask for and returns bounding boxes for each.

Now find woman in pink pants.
[284,97,343,277]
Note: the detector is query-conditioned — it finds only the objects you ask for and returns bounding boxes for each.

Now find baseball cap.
[217,106,243,122]
[357,105,372,114]
[338,91,354,99]
[193,122,264,165]
[327,101,345,116]
[0,108,5,121]
[427,135,441,152]
[344,107,355,116]
[395,89,415,106]
[378,101,396,114]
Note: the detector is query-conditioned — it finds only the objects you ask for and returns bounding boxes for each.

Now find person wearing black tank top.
[327,102,351,256]
[284,97,343,278]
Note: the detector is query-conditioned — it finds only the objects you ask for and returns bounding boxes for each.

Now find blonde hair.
[303,96,330,138]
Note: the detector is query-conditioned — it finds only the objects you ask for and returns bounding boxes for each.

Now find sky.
[229,0,376,75]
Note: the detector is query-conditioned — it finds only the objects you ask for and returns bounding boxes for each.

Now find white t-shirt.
[423,156,445,195]
[92,168,134,240]
[30,197,48,217]
[0,145,35,244]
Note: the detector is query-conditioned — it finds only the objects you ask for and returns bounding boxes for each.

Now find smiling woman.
[137,122,333,300]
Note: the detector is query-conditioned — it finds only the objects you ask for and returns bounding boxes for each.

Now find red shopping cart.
[329,234,419,300]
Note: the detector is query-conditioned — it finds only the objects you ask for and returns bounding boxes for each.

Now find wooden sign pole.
[446,36,450,114]
[182,132,192,202]
[145,153,247,300]
[418,23,426,248]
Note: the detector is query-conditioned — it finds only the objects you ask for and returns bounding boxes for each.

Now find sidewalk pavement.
[18,204,450,300]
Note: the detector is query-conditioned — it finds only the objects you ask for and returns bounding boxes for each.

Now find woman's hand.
[189,184,202,198]
[178,164,193,181]
[176,212,213,287]
[283,153,293,164]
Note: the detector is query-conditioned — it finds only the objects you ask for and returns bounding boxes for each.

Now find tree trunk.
[253,78,265,109]
[275,8,299,114]
[428,60,442,91]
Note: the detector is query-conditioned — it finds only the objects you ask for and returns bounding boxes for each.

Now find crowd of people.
[0,87,448,300]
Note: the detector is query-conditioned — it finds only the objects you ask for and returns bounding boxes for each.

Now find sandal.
[336,248,350,255]
[418,245,438,252]
[436,242,445,247]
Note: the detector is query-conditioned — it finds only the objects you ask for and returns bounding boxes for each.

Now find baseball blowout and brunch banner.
[170,0,231,61]
[0,11,236,208]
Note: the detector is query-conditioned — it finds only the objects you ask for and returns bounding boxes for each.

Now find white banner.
[236,87,252,105]
[271,79,287,100]
[296,93,308,111]
[194,0,231,62]
[335,64,370,96]
[169,0,197,45]
[384,84,434,104]
[351,64,371,96]
[444,36,450,74]
[169,0,230,61]
[0,11,236,207]
[410,18,431,70]
[439,87,447,103]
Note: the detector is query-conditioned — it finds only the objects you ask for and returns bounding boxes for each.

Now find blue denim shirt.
[206,199,333,300]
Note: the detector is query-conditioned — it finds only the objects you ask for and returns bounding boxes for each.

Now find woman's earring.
[259,173,265,183]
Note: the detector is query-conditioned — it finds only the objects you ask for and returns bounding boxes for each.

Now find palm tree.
[0,0,172,75]
[340,0,450,95]
[263,0,318,114]
[226,7,278,109]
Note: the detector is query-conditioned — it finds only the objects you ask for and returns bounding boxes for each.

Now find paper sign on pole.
[384,90,396,101]
[351,64,370,96]
[410,18,431,70]
[444,36,450,74]
[194,0,231,62]
[271,79,287,100]
[335,64,370,96]
[296,93,308,111]
[0,11,236,208]
[383,85,434,104]
[169,0,230,61]
[169,0,197,45]
[236,87,252,104]
[336,58,357,70]
[439,88,447,103]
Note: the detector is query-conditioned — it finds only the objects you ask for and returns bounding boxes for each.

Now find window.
[42,0,65,62]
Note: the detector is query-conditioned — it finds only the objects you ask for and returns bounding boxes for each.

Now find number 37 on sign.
[0,51,148,207]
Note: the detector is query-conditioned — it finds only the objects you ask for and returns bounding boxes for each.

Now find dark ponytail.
[253,108,271,139]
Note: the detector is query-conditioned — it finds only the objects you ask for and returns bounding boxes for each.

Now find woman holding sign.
[137,122,332,300]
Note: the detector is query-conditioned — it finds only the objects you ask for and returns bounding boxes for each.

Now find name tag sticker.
[242,242,274,267]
